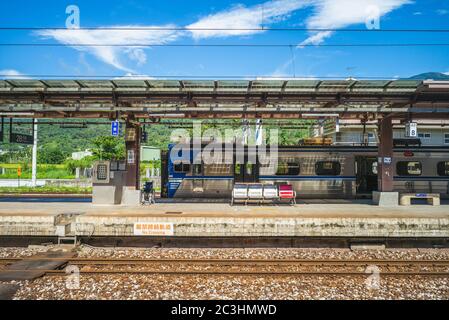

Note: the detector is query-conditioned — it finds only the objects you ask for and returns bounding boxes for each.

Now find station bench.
[399,193,440,206]
[231,183,296,206]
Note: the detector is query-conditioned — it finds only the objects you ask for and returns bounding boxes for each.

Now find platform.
[0,199,448,238]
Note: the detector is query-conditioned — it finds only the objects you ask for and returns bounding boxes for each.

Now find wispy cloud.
[186,0,312,39]
[299,0,412,46]
[35,25,181,73]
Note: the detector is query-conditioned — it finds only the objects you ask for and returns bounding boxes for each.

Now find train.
[160,143,449,199]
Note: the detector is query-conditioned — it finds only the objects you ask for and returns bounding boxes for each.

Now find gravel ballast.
[0,246,448,300]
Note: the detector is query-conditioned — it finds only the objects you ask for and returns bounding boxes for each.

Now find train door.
[160,151,168,198]
[234,147,259,183]
[355,156,378,194]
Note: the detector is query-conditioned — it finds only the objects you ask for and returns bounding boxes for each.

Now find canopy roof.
[0,79,448,120]
[0,79,423,93]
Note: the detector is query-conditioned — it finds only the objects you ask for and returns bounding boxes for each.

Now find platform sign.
[134,222,174,236]
[111,121,120,137]
[9,118,34,145]
[10,132,33,145]
[405,122,417,137]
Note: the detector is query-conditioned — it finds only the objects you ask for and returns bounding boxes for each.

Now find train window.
[372,162,378,175]
[174,162,191,173]
[396,161,422,176]
[437,162,449,176]
[418,133,431,140]
[276,162,300,176]
[204,164,232,176]
[193,164,202,175]
[315,161,341,176]
[246,163,254,175]
[234,164,241,175]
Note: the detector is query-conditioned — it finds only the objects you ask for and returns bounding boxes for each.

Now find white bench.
[231,183,295,206]
[400,193,440,206]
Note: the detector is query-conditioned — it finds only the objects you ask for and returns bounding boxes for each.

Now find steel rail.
[1,257,449,265]
[2,269,448,277]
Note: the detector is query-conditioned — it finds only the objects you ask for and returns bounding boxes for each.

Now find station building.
[311,119,449,146]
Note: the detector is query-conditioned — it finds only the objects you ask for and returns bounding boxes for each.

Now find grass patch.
[0,186,92,194]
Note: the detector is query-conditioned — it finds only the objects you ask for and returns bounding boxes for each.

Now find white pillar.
[31,119,38,187]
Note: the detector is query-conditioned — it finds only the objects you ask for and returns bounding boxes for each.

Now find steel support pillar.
[124,118,141,190]
[378,116,394,192]
[373,116,398,206]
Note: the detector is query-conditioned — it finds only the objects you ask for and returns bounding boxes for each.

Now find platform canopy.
[1,79,448,119]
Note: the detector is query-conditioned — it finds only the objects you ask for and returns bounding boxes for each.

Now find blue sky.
[0,0,448,79]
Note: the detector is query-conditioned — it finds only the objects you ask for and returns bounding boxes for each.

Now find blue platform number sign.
[111,121,120,137]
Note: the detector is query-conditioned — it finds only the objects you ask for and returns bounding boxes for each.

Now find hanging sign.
[9,119,34,145]
[405,122,417,138]
[10,133,33,145]
[111,121,120,136]
[127,149,135,164]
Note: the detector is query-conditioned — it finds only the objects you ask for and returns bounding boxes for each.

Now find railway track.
[1,257,449,277]
[1,257,449,265]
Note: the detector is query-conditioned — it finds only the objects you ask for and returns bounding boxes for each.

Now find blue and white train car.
[161,143,449,199]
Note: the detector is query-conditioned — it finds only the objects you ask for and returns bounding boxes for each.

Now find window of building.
[437,162,449,176]
[173,162,191,173]
[444,133,449,145]
[315,161,341,176]
[276,161,300,176]
[396,161,422,176]
[204,164,232,176]
[418,133,431,139]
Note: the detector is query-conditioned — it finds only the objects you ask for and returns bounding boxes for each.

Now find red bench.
[278,184,296,205]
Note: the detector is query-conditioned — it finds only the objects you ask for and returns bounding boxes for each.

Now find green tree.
[38,143,67,164]
[91,136,125,160]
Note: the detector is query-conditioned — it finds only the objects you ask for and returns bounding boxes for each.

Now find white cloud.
[0,69,29,79]
[31,0,411,74]
[113,73,155,80]
[437,9,448,15]
[186,0,312,39]
[299,0,411,46]
[126,48,147,66]
[35,25,181,73]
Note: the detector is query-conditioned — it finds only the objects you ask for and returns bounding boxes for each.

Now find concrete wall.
[1,214,448,237]
[0,179,91,188]
[73,216,449,238]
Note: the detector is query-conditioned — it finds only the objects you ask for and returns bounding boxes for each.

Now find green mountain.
[408,72,449,80]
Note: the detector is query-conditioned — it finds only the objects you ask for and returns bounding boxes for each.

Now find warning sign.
[133,222,174,236]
